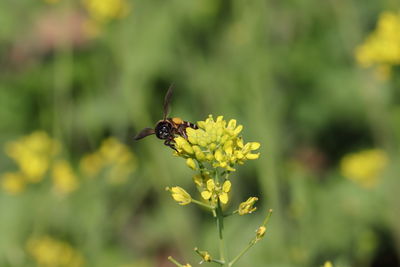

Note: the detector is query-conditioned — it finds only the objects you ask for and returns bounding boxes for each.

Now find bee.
[134,85,198,150]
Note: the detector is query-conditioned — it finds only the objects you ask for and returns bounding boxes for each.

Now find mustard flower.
[192,171,212,188]
[186,158,197,170]
[1,172,26,195]
[82,0,131,23]
[80,137,136,184]
[255,226,266,241]
[166,186,192,205]
[5,131,60,183]
[340,149,388,188]
[201,179,231,204]
[238,197,258,215]
[27,236,84,267]
[355,11,400,78]
[195,247,212,263]
[174,115,260,172]
[52,160,79,195]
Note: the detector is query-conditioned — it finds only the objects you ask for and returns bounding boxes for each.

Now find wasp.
[134,85,198,150]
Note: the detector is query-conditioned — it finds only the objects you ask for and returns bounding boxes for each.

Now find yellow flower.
[355,11,400,77]
[186,158,197,170]
[52,160,79,195]
[201,179,231,204]
[80,137,136,184]
[255,226,266,241]
[166,186,192,205]
[195,248,212,263]
[340,149,388,188]
[238,197,258,215]
[323,261,333,267]
[1,172,26,195]
[174,115,260,172]
[5,131,61,182]
[27,236,84,267]
[82,0,131,23]
[80,152,104,177]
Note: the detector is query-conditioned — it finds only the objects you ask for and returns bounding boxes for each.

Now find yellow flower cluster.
[27,236,84,267]
[5,131,60,183]
[355,11,400,77]
[80,137,136,184]
[1,131,79,195]
[174,115,260,172]
[340,149,388,188]
[82,0,131,23]
[167,115,261,209]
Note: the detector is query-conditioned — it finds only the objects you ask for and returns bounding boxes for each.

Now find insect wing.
[163,84,174,120]
[134,128,155,140]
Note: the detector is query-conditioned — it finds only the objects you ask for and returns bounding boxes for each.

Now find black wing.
[134,128,155,140]
[163,84,174,120]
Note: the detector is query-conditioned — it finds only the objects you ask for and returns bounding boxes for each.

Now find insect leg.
[164,139,178,152]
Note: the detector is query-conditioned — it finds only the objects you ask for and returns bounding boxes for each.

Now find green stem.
[262,209,273,226]
[216,200,227,264]
[212,259,226,265]
[229,209,273,266]
[167,256,185,267]
[228,240,256,267]
[191,199,215,210]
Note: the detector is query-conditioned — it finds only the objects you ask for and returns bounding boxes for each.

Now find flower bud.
[238,197,258,215]
[166,186,192,205]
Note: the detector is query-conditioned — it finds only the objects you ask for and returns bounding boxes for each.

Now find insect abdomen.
[184,121,198,129]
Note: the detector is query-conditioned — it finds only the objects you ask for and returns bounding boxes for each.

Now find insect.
[134,85,198,150]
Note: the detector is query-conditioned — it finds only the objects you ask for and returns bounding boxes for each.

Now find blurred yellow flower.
[27,236,84,267]
[52,160,79,195]
[1,172,26,195]
[238,196,258,215]
[80,137,136,184]
[82,0,131,23]
[174,115,260,172]
[166,186,192,205]
[201,179,231,204]
[340,149,388,188]
[5,131,61,183]
[323,261,333,267]
[80,152,103,177]
[355,11,400,78]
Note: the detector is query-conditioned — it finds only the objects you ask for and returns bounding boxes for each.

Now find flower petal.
[206,179,215,191]
[222,180,231,192]
[201,190,212,200]
[219,192,228,204]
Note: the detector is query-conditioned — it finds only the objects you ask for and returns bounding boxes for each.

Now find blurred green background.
[1,0,400,266]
